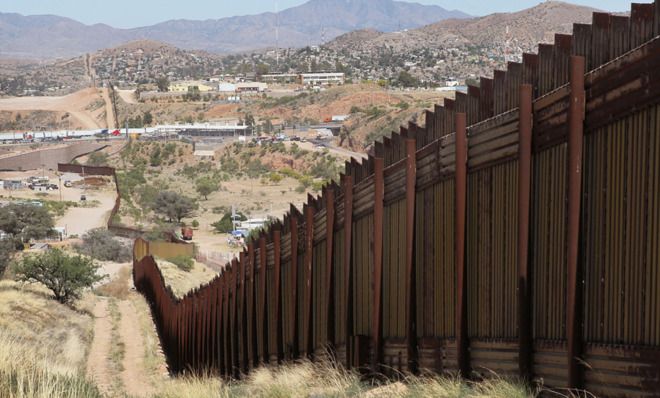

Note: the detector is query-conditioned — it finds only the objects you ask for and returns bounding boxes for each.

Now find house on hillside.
[218,83,237,92]
[169,82,215,93]
[299,73,345,86]
[236,82,268,93]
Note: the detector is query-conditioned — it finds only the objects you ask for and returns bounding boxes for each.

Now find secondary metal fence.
[134,2,660,395]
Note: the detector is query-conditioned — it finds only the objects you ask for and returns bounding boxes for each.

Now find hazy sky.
[1,0,637,28]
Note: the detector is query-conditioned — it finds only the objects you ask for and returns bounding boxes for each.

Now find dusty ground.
[88,266,168,398]
[0,169,117,237]
[101,87,117,128]
[86,298,113,395]
[116,89,138,105]
[0,87,109,129]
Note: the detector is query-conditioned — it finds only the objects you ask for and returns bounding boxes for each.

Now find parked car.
[47,184,59,190]
[64,180,73,187]
[80,194,86,201]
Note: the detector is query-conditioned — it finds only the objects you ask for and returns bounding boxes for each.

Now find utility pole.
[58,173,62,202]
[275,0,280,68]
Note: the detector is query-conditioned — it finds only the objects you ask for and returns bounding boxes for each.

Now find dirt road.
[119,300,154,397]
[117,89,138,104]
[86,298,113,396]
[56,186,117,237]
[101,88,116,129]
[87,268,166,397]
[0,88,105,129]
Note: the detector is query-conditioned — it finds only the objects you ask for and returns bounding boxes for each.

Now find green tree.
[212,211,247,234]
[150,145,162,167]
[75,228,131,262]
[396,70,420,88]
[156,77,170,92]
[153,191,197,223]
[195,177,219,200]
[13,249,104,304]
[87,151,109,166]
[255,63,270,77]
[0,204,54,245]
[143,111,154,126]
[244,113,255,128]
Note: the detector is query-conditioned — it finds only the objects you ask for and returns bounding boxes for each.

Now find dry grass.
[0,280,93,374]
[155,375,224,398]
[95,265,132,300]
[0,280,99,397]
[0,332,101,398]
[154,360,536,398]
[130,290,169,386]
[155,258,217,299]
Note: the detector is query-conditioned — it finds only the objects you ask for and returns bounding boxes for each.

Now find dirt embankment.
[0,87,110,130]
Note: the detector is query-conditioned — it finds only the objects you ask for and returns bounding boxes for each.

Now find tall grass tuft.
[0,331,101,398]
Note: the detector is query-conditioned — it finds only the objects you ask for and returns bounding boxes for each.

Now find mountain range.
[326,1,599,54]
[0,0,469,59]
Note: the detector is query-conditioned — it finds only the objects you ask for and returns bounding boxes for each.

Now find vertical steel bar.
[455,112,469,376]
[342,175,354,368]
[325,187,336,348]
[238,251,246,372]
[289,208,299,359]
[372,154,385,370]
[303,203,315,358]
[273,227,282,363]
[567,55,586,389]
[259,235,268,363]
[518,84,534,380]
[404,134,417,372]
[247,241,255,369]
[230,261,238,376]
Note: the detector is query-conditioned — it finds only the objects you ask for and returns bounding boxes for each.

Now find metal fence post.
[372,154,385,371]
[455,112,469,376]
[325,186,336,348]
[341,174,354,368]
[247,241,255,369]
[259,235,268,364]
[289,207,300,359]
[567,55,586,389]
[518,84,534,379]
[273,226,282,363]
[404,131,417,372]
[303,202,315,358]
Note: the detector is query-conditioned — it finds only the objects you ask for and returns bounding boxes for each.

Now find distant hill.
[0,1,607,96]
[326,1,599,54]
[0,0,469,59]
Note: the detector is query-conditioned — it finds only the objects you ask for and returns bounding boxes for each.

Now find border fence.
[134,2,660,395]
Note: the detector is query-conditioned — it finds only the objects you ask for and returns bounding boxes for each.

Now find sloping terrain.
[0,87,109,129]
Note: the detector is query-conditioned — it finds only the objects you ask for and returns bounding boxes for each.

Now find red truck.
[181,227,193,241]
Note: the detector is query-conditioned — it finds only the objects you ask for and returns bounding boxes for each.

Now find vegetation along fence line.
[133,2,660,396]
[57,163,145,238]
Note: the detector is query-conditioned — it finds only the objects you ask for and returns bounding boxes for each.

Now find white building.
[218,83,237,92]
[235,82,268,93]
[299,73,345,86]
